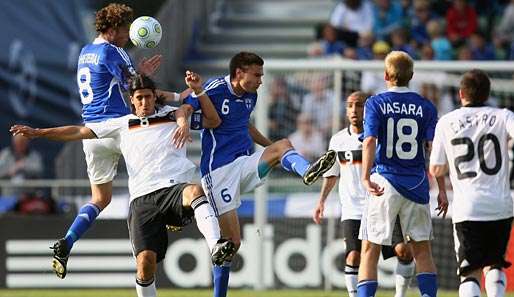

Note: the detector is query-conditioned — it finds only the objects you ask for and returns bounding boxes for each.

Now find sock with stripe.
[417,272,437,297]
[136,277,156,297]
[213,262,231,297]
[357,280,378,297]
[485,268,506,297]
[64,203,101,251]
[395,260,415,297]
[280,149,310,177]
[459,277,481,297]
[191,196,220,251]
[345,265,359,297]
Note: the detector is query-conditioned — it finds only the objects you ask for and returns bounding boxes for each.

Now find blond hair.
[384,51,414,87]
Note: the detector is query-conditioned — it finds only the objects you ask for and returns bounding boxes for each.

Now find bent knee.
[182,184,205,206]
[395,244,413,262]
[136,250,157,280]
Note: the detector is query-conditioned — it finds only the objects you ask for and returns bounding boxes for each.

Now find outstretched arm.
[10,125,96,141]
[248,124,273,147]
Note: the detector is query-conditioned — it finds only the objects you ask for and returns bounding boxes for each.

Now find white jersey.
[323,127,367,220]
[90,105,196,201]
[430,106,514,223]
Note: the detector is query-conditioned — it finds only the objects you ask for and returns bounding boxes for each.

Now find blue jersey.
[184,75,257,176]
[77,38,136,123]
[363,88,437,204]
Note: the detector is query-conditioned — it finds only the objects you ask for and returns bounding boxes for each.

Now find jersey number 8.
[77,67,93,104]
[386,118,418,160]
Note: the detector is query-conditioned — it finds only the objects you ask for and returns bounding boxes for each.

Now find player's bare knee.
[346,250,361,266]
[395,243,413,261]
[182,184,204,207]
[276,138,293,155]
[90,195,111,210]
[136,250,157,281]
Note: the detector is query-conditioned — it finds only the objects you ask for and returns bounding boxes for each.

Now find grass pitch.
[1,289,512,297]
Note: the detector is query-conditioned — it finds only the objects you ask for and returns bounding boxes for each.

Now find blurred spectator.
[469,32,496,60]
[0,135,43,189]
[446,0,477,46]
[302,75,335,137]
[420,82,455,116]
[420,44,434,60]
[494,0,514,58]
[410,0,433,46]
[457,45,473,60]
[356,31,375,60]
[15,191,56,215]
[288,114,326,161]
[427,19,453,60]
[268,77,299,140]
[308,24,347,57]
[361,41,391,94]
[330,0,374,45]
[390,27,417,58]
[372,0,403,40]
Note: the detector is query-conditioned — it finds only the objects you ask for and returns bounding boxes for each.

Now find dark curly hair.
[129,74,166,106]
[95,3,133,33]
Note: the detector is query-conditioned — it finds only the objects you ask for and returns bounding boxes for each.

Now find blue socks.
[213,263,231,297]
[357,280,378,297]
[280,149,310,177]
[417,272,437,297]
[64,203,101,251]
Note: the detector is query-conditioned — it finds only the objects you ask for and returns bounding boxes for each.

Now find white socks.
[136,278,156,297]
[191,196,220,251]
[394,260,415,297]
[345,265,359,297]
[459,277,481,297]
[485,269,507,297]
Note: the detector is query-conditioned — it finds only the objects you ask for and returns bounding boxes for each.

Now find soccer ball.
[129,16,162,48]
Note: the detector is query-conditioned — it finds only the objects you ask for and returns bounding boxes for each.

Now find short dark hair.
[129,74,156,95]
[229,52,264,79]
[460,69,491,104]
[95,3,133,33]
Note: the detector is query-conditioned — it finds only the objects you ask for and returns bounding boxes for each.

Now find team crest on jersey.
[244,98,253,110]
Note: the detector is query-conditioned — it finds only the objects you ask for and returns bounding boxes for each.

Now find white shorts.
[201,149,266,216]
[83,121,122,184]
[359,173,433,245]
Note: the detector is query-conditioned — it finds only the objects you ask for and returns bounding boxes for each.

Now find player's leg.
[393,242,415,297]
[51,138,120,279]
[482,218,512,297]
[181,184,235,265]
[213,210,241,297]
[135,250,157,297]
[357,240,381,297]
[343,220,362,297]
[258,138,336,185]
[410,240,437,297]
[391,218,415,297]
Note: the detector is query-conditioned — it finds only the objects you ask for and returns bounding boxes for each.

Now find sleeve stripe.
[111,45,132,66]
[204,79,225,91]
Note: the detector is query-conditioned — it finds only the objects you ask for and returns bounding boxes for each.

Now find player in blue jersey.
[357,51,448,297]
[184,52,336,297]
[50,3,185,279]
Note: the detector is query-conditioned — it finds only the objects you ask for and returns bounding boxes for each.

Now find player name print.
[378,102,423,117]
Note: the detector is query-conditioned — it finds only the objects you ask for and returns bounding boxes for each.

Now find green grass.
[1,289,510,297]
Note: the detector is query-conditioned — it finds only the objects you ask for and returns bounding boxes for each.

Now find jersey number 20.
[451,134,502,179]
[77,67,93,104]
[386,118,418,160]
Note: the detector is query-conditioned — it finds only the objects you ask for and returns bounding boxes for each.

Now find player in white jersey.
[430,69,514,297]
[11,74,235,297]
[313,91,415,297]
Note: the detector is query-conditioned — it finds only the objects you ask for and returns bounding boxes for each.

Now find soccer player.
[430,69,514,297]
[50,3,187,279]
[11,74,235,297]
[184,52,337,297]
[313,91,416,297]
[358,51,448,297]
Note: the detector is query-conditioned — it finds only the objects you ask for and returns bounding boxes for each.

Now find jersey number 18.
[386,118,418,160]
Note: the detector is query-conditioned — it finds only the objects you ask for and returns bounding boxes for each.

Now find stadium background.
[0,0,514,295]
